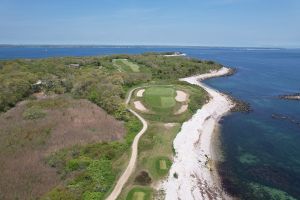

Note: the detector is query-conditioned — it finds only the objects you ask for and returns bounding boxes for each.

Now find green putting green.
[133,192,145,200]
[159,160,167,170]
[113,59,140,72]
[126,187,152,200]
[143,86,176,112]
[153,156,172,176]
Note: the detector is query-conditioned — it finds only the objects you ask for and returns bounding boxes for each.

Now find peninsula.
[0,52,234,200]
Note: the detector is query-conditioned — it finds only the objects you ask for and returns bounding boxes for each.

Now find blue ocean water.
[1,46,299,199]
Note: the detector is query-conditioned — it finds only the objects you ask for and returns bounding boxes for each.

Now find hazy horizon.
[1,0,299,47]
[0,44,299,49]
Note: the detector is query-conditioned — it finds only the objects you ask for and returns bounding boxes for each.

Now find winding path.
[106,87,148,200]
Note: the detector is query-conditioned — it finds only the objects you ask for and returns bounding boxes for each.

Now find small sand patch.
[136,89,145,97]
[164,123,176,129]
[134,101,148,112]
[175,90,188,102]
[174,105,188,115]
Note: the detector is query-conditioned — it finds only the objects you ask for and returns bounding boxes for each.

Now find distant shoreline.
[0,44,293,49]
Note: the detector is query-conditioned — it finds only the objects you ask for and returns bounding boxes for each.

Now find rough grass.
[22,106,46,120]
[41,113,142,200]
[0,95,126,200]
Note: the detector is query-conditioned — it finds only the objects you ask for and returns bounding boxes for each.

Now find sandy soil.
[174,105,188,115]
[133,101,148,112]
[160,67,234,200]
[164,123,177,129]
[136,89,145,97]
[175,90,188,102]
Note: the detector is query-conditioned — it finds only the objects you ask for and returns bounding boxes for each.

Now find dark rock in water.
[225,94,252,113]
[279,93,300,101]
[219,67,237,78]
[226,68,237,76]
[272,114,287,119]
[272,113,300,127]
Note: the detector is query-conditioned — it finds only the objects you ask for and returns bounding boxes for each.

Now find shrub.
[173,172,178,179]
[22,106,46,120]
[66,158,91,172]
[134,171,152,185]
[83,191,103,200]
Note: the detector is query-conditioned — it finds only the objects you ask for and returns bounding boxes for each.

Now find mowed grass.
[155,156,172,176]
[113,59,140,72]
[126,187,152,200]
[143,86,176,112]
[138,123,180,180]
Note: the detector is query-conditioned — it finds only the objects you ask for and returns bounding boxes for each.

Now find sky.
[0,0,300,47]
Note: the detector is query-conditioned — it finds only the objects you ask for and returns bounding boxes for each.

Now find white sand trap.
[174,105,188,115]
[175,90,188,102]
[136,89,145,97]
[134,101,148,112]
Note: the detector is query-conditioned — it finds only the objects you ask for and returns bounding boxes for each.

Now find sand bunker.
[174,105,188,115]
[136,89,145,97]
[134,101,148,112]
[175,90,188,102]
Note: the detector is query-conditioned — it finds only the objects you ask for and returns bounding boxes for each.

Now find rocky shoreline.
[228,96,252,113]
[161,67,234,200]
[279,93,300,101]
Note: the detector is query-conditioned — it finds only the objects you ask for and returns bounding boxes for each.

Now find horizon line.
[0,44,299,49]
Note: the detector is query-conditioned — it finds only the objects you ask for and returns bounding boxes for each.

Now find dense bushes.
[131,54,222,79]
[0,54,222,119]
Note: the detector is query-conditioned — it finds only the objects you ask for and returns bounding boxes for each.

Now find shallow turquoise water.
[1,46,299,199]
[199,48,300,199]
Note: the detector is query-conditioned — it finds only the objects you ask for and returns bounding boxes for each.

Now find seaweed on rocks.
[224,93,252,113]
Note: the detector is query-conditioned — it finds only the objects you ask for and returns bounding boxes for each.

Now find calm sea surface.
[1,46,299,199]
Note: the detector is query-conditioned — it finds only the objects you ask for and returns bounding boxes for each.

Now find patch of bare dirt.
[164,123,176,129]
[0,96,125,200]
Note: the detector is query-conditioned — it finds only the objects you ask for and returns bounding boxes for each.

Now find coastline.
[159,67,234,200]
